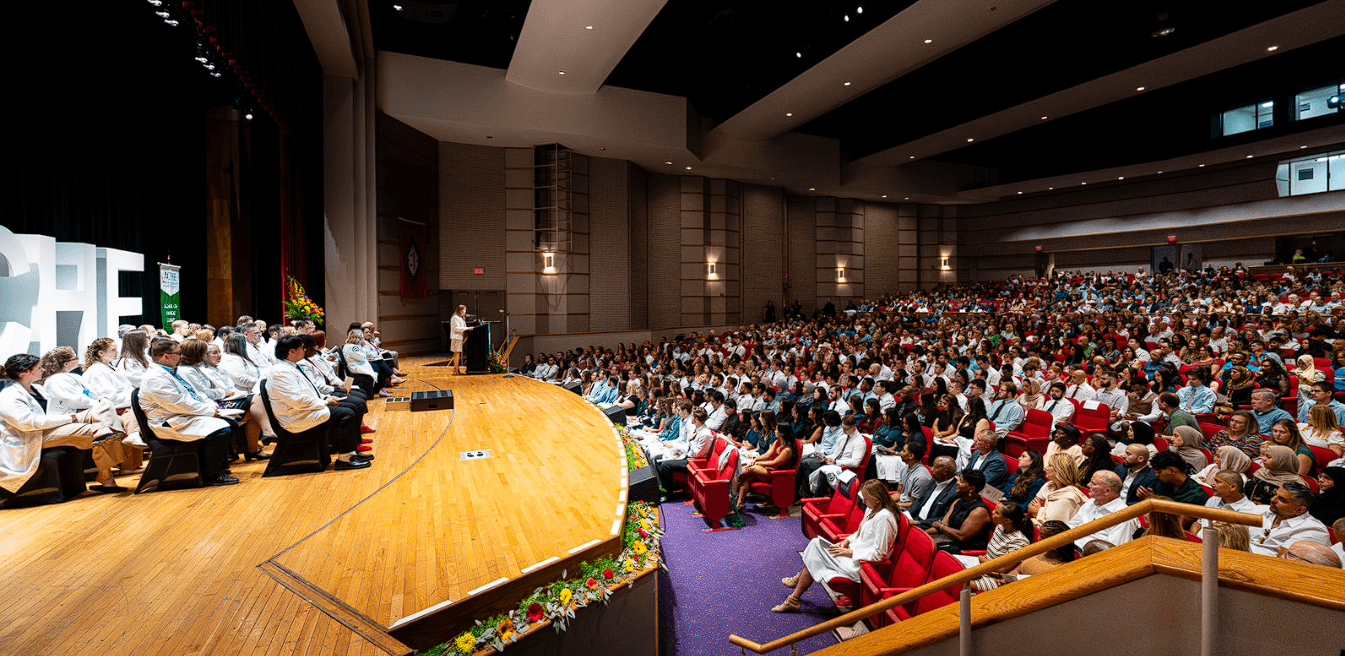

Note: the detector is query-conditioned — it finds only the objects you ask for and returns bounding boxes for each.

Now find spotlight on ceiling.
[857,6,863,14]
[147,0,162,5]
[155,10,170,17]
[164,19,178,26]
[244,111,253,120]
[210,71,221,77]
[1150,26,1175,37]
[393,4,403,10]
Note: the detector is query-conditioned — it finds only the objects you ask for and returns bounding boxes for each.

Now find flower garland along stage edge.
[423,501,664,656]
[616,426,648,472]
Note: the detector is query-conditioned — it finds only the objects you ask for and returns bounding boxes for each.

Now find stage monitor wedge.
[410,390,454,412]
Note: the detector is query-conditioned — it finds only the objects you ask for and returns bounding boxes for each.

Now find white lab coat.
[138,364,229,442]
[342,344,376,378]
[82,361,134,408]
[115,357,148,388]
[267,360,330,433]
[179,364,231,401]
[218,353,263,393]
[0,384,71,492]
[41,372,98,411]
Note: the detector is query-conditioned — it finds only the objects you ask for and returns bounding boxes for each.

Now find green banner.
[159,263,181,329]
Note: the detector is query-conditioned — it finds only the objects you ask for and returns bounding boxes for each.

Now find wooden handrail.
[729,499,1262,654]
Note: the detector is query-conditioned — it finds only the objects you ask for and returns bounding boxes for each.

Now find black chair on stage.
[259,380,331,477]
[131,388,205,494]
[0,446,86,508]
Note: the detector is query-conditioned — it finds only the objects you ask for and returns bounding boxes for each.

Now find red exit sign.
[474,268,484,274]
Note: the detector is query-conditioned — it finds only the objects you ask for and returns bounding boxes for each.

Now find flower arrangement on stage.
[429,502,664,656]
[489,352,508,374]
[283,276,325,325]
[616,426,647,472]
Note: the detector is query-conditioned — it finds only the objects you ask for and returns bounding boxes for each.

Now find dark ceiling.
[370,0,1344,186]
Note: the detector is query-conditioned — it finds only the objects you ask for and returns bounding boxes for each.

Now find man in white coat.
[271,336,369,470]
[139,339,240,485]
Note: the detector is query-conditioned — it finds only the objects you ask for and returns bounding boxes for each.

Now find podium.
[464,321,493,374]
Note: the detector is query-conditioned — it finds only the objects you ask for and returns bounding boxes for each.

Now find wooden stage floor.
[0,359,626,656]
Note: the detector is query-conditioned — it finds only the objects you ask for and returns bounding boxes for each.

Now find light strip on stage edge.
[567,539,602,554]
[615,503,624,517]
[521,556,560,574]
[467,577,511,596]
[390,597,456,629]
[619,490,628,503]
[611,520,622,535]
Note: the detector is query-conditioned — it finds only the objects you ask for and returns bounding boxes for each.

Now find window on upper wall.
[1220,101,1274,136]
[1276,149,1345,197]
[1295,83,1344,121]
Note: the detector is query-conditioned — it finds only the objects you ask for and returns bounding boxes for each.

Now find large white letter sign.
[0,225,144,356]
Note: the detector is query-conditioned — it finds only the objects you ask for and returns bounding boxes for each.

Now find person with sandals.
[773,479,900,613]
[1,353,128,493]
[733,424,797,513]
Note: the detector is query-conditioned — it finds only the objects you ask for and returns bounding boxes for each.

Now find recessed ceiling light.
[1246,155,1253,158]
[786,112,793,117]
[1151,26,1175,38]
[1300,145,1308,149]
[1040,116,1048,120]
[809,187,816,191]
[1017,191,1022,195]
[903,197,909,200]
[1118,176,1124,180]
[1198,164,1205,167]
[909,155,915,159]
[770,177,776,180]
[881,194,887,198]
[685,166,693,170]
[1048,187,1053,190]
[844,14,850,22]
[924,39,932,44]
[796,51,802,58]
[844,81,852,86]
[1267,45,1278,51]
[665,161,673,165]
[1136,86,1145,91]
[558,71,565,75]
[393,4,403,10]
[1157,170,1163,174]
[585,25,594,30]
[967,138,974,142]
[1081,181,1087,185]
[857,6,863,14]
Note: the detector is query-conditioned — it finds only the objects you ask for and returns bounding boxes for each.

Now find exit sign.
[474,267,484,274]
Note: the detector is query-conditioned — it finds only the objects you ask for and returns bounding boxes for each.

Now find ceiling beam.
[292,0,360,79]
[505,0,669,94]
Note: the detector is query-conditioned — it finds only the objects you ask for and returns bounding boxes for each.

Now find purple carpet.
[658,500,841,656]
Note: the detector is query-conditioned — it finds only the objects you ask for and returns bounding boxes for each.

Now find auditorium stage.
[0,359,629,655]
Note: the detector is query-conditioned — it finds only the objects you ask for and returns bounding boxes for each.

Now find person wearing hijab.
[1309,467,1345,527]
[1293,355,1324,406]
[1169,425,1209,472]
[1244,445,1304,505]
[1194,445,1252,488]
[1110,419,1157,459]
[1216,365,1255,414]
[1018,378,1044,413]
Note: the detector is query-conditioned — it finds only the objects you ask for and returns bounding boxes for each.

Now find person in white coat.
[115,329,152,388]
[296,334,373,442]
[219,334,264,394]
[1,354,127,493]
[138,339,240,486]
[270,336,369,470]
[178,338,271,460]
[774,479,901,612]
[82,337,147,471]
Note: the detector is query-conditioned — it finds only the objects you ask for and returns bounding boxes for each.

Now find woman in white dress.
[449,304,474,374]
[773,479,900,613]
[1,354,127,493]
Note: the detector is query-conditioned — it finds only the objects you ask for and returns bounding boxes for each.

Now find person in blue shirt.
[1176,369,1216,416]
[1298,381,1345,425]
[1250,389,1293,436]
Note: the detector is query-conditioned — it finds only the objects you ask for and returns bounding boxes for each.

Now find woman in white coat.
[82,337,147,471]
[773,479,901,612]
[1,354,127,493]
[342,329,380,397]
[115,329,152,388]
[178,338,271,459]
[219,334,264,393]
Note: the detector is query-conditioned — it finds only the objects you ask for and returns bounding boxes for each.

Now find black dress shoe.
[261,435,277,446]
[352,453,375,462]
[90,484,127,493]
[243,449,271,461]
[208,473,240,486]
[335,458,371,470]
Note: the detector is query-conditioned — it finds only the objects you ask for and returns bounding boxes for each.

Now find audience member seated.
[909,456,958,525]
[1280,540,1342,568]
[137,340,239,486]
[893,442,932,510]
[1309,467,1345,527]
[1000,449,1046,506]
[1249,481,1330,556]
[1267,418,1315,477]
[805,414,867,497]
[1067,471,1140,550]
[1201,470,1263,529]
[1013,520,1075,576]
[1207,411,1262,460]
[115,330,151,388]
[653,407,711,503]
[1,354,128,493]
[1029,453,1088,522]
[773,480,899,613]
[1043,423,1084,468]
[735,424,797,512]
[969,500,1034,590]
[1299,403,1344,457]
[926,469,992,553]
[177,338,272,460]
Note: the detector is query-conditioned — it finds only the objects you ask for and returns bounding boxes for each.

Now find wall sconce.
[542,252,556,274]
[707,261,718,280]
[941,257,950,270]
[836,267,846,282]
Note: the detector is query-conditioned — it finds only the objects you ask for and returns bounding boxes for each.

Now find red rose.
[586,577,600,590]
[602,568,614,580]
[638,528,649,538]
[526,602,545,622]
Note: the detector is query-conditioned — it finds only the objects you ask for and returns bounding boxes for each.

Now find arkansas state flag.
[399,219,429,298]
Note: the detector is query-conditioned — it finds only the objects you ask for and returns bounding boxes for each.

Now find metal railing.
[728,499,1263,656]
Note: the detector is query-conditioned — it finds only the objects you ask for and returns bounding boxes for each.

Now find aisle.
[657,500,842,656]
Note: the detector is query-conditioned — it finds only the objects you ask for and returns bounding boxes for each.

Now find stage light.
[156,10,170,17]
[244,111,253,120]
[796,51,802,58]
[1329,95,1343,109]
[147,0,162,5]
[844,14,849,22]
[393,4,403,10]
[164,19,179,26]
[210,71,221,77]
[857,6,863,13]
[204,63,215,70]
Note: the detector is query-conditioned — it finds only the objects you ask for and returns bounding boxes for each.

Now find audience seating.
[690,441,739,531]
[0,446,85,508]
[1005,409,1052,457]
[881,548,964,627]
[1198,423,1224,444]
[859,519,937,618]
[1071,402,1111,438]
[130,389,204,494]
[827,511,909,608]
[747,438,802,518]
[801,477,860,539]
[259,380,332,477]
[820,490,869,543]
[1310,446,1337,472]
